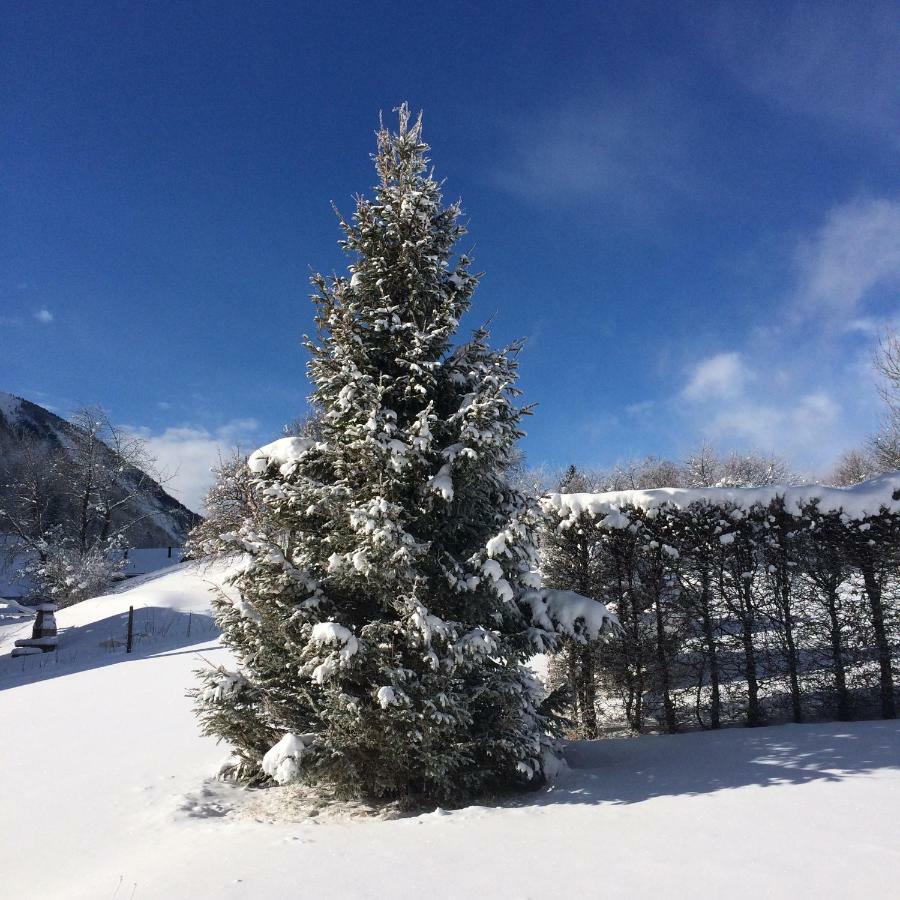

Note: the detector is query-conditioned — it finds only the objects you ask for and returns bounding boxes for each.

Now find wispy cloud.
[494,84,693,215]
[793,196,900,321]
[705,393,841,469]
[696,1,900,148]
[624,400,655,418]
[34,308,54,324]
[126,418,263,513]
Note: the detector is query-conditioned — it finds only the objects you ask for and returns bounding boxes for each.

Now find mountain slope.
[0,391,200,546]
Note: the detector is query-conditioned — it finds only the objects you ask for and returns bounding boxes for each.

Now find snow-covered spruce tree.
[193,106,615,803]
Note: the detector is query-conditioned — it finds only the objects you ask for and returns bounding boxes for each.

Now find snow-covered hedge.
[540,474,900,732]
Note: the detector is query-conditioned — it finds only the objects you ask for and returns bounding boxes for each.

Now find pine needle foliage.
[193,106,593,804]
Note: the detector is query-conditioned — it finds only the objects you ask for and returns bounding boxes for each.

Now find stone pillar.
[11,601,59,657]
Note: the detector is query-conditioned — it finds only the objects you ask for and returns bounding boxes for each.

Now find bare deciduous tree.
[870,330,900,472]
[684,443,797,488]
[1,405,163,605]
[185,449,261,559]
[829,448,879,487]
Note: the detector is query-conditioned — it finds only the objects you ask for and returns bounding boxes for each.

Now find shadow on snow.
[522,720,900,807]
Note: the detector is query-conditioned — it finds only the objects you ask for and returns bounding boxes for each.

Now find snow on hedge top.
[542,471,900,523]
[247,437,315,475]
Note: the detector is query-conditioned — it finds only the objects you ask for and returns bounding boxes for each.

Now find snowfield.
[1,565,898,899]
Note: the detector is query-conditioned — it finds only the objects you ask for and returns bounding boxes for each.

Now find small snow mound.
[262,733,316,785]
[412,806,452,822]
[542,747,568,782]
[376,686,398,708]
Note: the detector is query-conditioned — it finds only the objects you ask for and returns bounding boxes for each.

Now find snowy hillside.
[1,564,898,898]
[0,560,226,678]
[0,390,200,546]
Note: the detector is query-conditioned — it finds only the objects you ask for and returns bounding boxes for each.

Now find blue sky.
[3,1,899,510]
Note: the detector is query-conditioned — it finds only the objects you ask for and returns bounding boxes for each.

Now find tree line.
[541,469,899,736]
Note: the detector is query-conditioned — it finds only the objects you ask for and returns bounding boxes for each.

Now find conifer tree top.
[306,104,478,408]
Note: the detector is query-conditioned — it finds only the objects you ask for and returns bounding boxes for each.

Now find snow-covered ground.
[1,564,898,899]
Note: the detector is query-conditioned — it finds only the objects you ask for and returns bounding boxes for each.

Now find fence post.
[126,606,134,653]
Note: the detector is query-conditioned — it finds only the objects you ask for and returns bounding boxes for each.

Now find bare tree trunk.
[778,577,803,723]
[736,579,762,727]
[633,666,644,732]
[861,564,896,720]
[624,683,635,731]
[725,559,763,729]
[825,589,852,721]
[99,505,113,544]
[700,604,721,729]
[630,587,645,733]
[654,592,677,733]
[566,643,581,732]
[695,657,707,729]
[578,643,598,738]
[741,619,761,727]
[78,475,93,553]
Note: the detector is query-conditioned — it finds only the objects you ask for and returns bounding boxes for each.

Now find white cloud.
[127,418,262,514]
[34,308,54,324]
[682,352,749,401]
[705,402,781,448]
[702,392,843,472]
[794,197,900,319]
[708,392,839,445]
